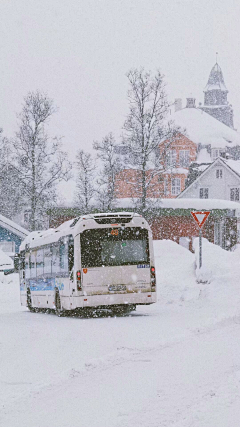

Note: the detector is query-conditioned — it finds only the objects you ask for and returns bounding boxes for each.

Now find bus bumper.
[67,292,157,310]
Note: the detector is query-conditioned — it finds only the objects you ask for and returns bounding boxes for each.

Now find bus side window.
[60,242,68,273]
[36,249,44,276]
[44,246,52,275]
[52,245,60,274]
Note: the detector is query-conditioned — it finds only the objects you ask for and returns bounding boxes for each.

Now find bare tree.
[93,133,121,210]
[0,134,26,220]
[75,149,95,213]
[123,68,179,211]
[13,91,72,231]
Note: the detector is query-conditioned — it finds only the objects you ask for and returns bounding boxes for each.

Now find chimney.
[186,97,196,108]
[174,98,182,112]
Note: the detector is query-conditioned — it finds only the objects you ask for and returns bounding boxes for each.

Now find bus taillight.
[76,270,82,291]
[150,266,156,291]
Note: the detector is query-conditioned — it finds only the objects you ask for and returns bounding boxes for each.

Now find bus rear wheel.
[112,304,136,315]
[26,289,35,312]
[55,290,65,317]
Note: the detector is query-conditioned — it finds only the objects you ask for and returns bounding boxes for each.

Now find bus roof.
[20,212,142,251]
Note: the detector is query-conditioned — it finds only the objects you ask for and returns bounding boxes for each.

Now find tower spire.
[199,60,234,129]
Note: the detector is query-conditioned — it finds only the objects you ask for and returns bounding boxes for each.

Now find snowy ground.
[1,240,240,426]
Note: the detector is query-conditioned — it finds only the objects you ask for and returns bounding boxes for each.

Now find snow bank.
[153,239,197,303]
[190,238,240,321]
[154,238,240,322]
[0,273,22,314]
[194,237,238,283]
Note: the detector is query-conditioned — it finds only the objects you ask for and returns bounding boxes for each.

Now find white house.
[177,158,240,202]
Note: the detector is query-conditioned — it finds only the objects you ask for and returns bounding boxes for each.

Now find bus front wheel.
[26,289,35,312]
[55,290,65,317]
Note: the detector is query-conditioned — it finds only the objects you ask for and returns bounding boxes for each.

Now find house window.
[200,188,209,199]
[230,188,239,201]
[179,150,190,167]
[216,169,223,179]
[167,150,176,167]
[171,178,181,195]
[164,178,168,196]
[212,149,224,161]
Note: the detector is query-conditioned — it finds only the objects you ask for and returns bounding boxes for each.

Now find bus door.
[57,236,74,297]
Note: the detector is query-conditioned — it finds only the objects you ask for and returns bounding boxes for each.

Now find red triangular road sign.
[191,211,210,229]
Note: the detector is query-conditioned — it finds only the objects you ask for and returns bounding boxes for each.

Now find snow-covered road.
[1,240,240,426]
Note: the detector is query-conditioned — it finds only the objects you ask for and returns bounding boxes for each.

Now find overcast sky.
[1,0,240,203]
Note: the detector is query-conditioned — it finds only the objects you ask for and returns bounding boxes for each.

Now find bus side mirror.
[70,270,74,281]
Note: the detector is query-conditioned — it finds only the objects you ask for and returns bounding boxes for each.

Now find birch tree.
[123,68,178,211]
[93,133,121,210]
[75,149,95,213]
[13,91,72,231]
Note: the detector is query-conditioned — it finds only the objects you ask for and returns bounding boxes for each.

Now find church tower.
[199,61,234,129]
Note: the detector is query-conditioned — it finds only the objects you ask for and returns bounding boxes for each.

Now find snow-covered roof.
[225,159,240,177]
[157,198,240,211]
[184,158,240,182]
[172,107,240,148]
[163,167,188,175]
[196,148,212,164]
[204,63,228,92]
[115,197,240,211]
[193,153,240,177]
[194,164,210,173]
[0,214,29,239]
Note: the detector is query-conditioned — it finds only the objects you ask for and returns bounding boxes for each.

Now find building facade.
[115,133,197,199]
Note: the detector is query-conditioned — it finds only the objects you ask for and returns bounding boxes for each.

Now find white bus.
[19,212,156,316]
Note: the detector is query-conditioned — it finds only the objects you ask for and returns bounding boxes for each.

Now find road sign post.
[199,229,202,268]
[190,211,210,269]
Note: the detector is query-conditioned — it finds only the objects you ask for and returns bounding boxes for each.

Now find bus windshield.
[80,227,149,267]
